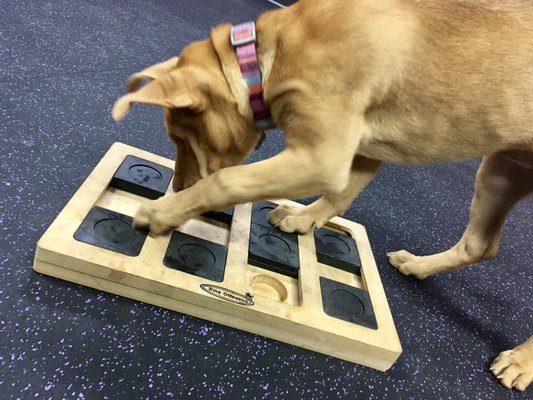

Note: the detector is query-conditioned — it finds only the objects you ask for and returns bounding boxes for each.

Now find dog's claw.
[491,346,533,391]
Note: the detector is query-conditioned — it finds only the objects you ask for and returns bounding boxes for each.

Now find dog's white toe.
[133,205,172,237]
[268,205,322,234]
[267,204,297,226]
[491,347,533,391]
[387,250,432,279]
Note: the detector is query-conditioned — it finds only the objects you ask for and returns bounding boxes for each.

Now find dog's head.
[112,28,261,192]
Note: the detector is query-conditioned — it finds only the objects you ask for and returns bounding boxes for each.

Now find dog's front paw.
[387,250,432,279]
[133,203,175,237]
[491,343,533,391]
[268,205,316,234]
[267,204,299,225]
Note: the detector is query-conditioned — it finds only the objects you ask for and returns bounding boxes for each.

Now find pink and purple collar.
[230,22,276,131]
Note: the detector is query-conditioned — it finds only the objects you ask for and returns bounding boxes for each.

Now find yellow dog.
[113,0,533,390]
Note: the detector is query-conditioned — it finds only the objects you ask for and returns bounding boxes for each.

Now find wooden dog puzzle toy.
[34,142,402,371]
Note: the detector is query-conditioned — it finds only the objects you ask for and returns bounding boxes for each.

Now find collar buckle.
[230,22,257,47]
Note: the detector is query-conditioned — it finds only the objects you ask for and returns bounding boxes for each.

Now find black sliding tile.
[251,201,278,227]
[315,228,361,275]
[248,201,300,278]
[320,277,377,329]
[248,221,300,279]
[202,208,234,226]
[110,155,173,199]
[164,231,227,282]
[74,206,147,256]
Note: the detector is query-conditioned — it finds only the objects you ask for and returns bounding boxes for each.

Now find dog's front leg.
[268,156,383,234]
[133,148,351,236]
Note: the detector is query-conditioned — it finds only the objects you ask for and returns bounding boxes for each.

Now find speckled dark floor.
[1,0,531,399]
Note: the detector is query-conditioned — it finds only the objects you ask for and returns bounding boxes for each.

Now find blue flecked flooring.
[1,1,531,399]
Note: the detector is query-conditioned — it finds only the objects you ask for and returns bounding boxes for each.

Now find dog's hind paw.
[491,340,533,391]
[387,250,432,280]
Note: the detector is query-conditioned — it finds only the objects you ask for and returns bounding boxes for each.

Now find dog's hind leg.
[388,150,533,279]
[268,156,383,234]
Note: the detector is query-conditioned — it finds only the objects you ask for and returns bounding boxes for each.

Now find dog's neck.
[230,22,276,131]
[210,22,277,126]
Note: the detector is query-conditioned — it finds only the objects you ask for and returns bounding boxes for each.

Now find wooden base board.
[34,142,402,371]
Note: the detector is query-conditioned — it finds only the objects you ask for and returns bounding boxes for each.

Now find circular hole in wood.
[94,218,136,244]
[128,164,162,184]
[250,274,288,302]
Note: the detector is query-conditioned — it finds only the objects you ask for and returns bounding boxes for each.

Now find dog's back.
[397,0,533,159]
[264,0,533,162]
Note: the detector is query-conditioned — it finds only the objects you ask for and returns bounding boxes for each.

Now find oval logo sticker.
[200,284,254,306]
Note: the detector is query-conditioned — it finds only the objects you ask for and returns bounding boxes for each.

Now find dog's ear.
[125,57,179,93]
[112,68,208,121]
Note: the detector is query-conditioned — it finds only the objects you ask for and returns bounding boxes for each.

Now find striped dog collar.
[230,22,276,131]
